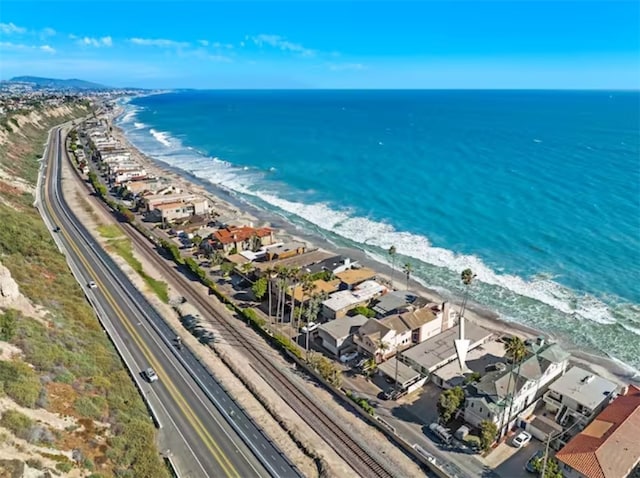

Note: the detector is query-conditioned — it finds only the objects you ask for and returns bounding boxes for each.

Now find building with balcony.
[543,366,619,441]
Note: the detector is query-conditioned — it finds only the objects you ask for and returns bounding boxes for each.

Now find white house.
[321,280,387,320]
[542,366,619,444]
[464,338,570,437]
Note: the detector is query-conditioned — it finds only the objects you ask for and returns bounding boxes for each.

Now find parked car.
[340,351,359,363]
[143,367,158,383]
[301,322,319,334]
[512,430,532,448]
[87,281,97,289]
[428,422,453,445]
[525,450,544,473]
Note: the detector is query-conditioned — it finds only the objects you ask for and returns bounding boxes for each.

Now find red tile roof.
[213,226,272,245]
[556,385,640,478]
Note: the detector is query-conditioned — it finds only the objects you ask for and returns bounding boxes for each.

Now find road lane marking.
[43,129,239,478]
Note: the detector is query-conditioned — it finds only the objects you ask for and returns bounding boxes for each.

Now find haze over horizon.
[1,0,639,90]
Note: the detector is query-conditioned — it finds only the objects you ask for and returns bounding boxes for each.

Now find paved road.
[39,126,301,478]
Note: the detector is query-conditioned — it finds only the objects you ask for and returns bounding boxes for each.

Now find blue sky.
[1,0,638,89]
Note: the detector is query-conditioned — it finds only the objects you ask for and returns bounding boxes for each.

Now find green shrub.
[0,360,41,408]
[74,395,106,420]
[56,461,73,473]
[346,391,375,415]
[0,409,33,439]
[348,306,376,318]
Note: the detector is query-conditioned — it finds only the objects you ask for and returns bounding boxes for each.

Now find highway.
[39,125,301,478]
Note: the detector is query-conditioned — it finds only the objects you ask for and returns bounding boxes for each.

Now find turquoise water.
[118,90,640,371]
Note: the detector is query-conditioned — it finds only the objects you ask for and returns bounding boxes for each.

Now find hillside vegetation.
[0,102,168,477]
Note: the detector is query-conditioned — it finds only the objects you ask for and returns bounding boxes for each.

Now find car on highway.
[87,281,97,289]
[512,430,532,448]
[52,225,61,232]
[525,450,544,473]
[143,367,159,383]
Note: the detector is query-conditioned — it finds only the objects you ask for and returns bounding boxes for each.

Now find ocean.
[116,90,640,372]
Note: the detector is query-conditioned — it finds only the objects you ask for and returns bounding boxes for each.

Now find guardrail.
[36,127,163,430]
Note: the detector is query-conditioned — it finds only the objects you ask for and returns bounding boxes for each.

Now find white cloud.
[198,39,209,47]
[129,37,189,48]
[78,36,112,47]
[328,63,366,71]
[0,22,27,35]
[0,41,55,54]
[252,34,315,57]
[41,27,56,37]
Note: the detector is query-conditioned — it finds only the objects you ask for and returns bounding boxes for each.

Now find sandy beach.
[108,105,638,387]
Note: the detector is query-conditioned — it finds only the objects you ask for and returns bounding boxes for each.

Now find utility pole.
[394,352,400,395]
[541,414,586,476]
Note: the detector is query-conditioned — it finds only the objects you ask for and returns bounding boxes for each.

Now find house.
[143,193,199,212]
[543,366,619,444]
[378,359,427,394]
[151,201,197,223]
[556,385,640,478]
[335,267,377,290]
[265,242,307,261]
[321,280,387,320]
[463,339,570,437]
[353,305,448,361]
[402,321,492,383]
[211,225,275,254]
[252,250,334,276]
[317,314,369,356]
[305,255,358,276]
[124,178,168,196]
[370,290,429,317]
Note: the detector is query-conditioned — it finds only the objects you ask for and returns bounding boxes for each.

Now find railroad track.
[123,223,396,478]
[63,128,401,477]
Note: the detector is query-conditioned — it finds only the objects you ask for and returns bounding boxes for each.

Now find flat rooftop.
[548,366,619,410]
[379,358,423,387]
[402,322,493,373]
[253,250,333,272]
[432,339,507,386]
[335,267,377,285]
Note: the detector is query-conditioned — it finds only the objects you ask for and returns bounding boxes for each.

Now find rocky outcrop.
[0,263,20,307]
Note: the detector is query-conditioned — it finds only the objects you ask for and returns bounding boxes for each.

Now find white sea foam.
[133,122,146,129]
[149,129,172,148]
[236,191,628,331]
[116,101,636,341]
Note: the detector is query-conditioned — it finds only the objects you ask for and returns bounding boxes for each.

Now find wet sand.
[108,106,639,386]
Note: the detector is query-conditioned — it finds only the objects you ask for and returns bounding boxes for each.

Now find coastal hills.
[7,76,110,90]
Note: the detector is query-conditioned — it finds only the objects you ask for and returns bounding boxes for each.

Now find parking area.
[482,433,545,478]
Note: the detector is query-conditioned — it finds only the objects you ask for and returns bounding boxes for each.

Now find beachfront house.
[542,366,619,444]
[335,267,377,290]
[211,225,275,254]
[304,255,359,276]
[321,280,387,320]
[463,338,570,437]
[318,314,369,356]
[370,290,430,318]
[555,385,640,478]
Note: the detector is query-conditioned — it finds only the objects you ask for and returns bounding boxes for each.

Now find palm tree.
[388,245,397,286]
[274,266,287,324]
[288,267,301,329]
[402,262,413,291]
[459,268,476,323]
[298,274,315,330]
[501,336,528,437]
[265,266,276,322]
[377,338,390,363]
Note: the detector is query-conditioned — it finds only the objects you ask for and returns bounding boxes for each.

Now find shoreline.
[108,105,639,386]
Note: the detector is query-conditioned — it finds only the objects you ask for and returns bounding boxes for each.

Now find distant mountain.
[8,76,110,90]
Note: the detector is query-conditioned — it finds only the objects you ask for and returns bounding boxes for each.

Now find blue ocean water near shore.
[117,90,640,371]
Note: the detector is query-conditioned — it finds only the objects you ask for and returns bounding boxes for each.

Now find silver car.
[143,367,158,383]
